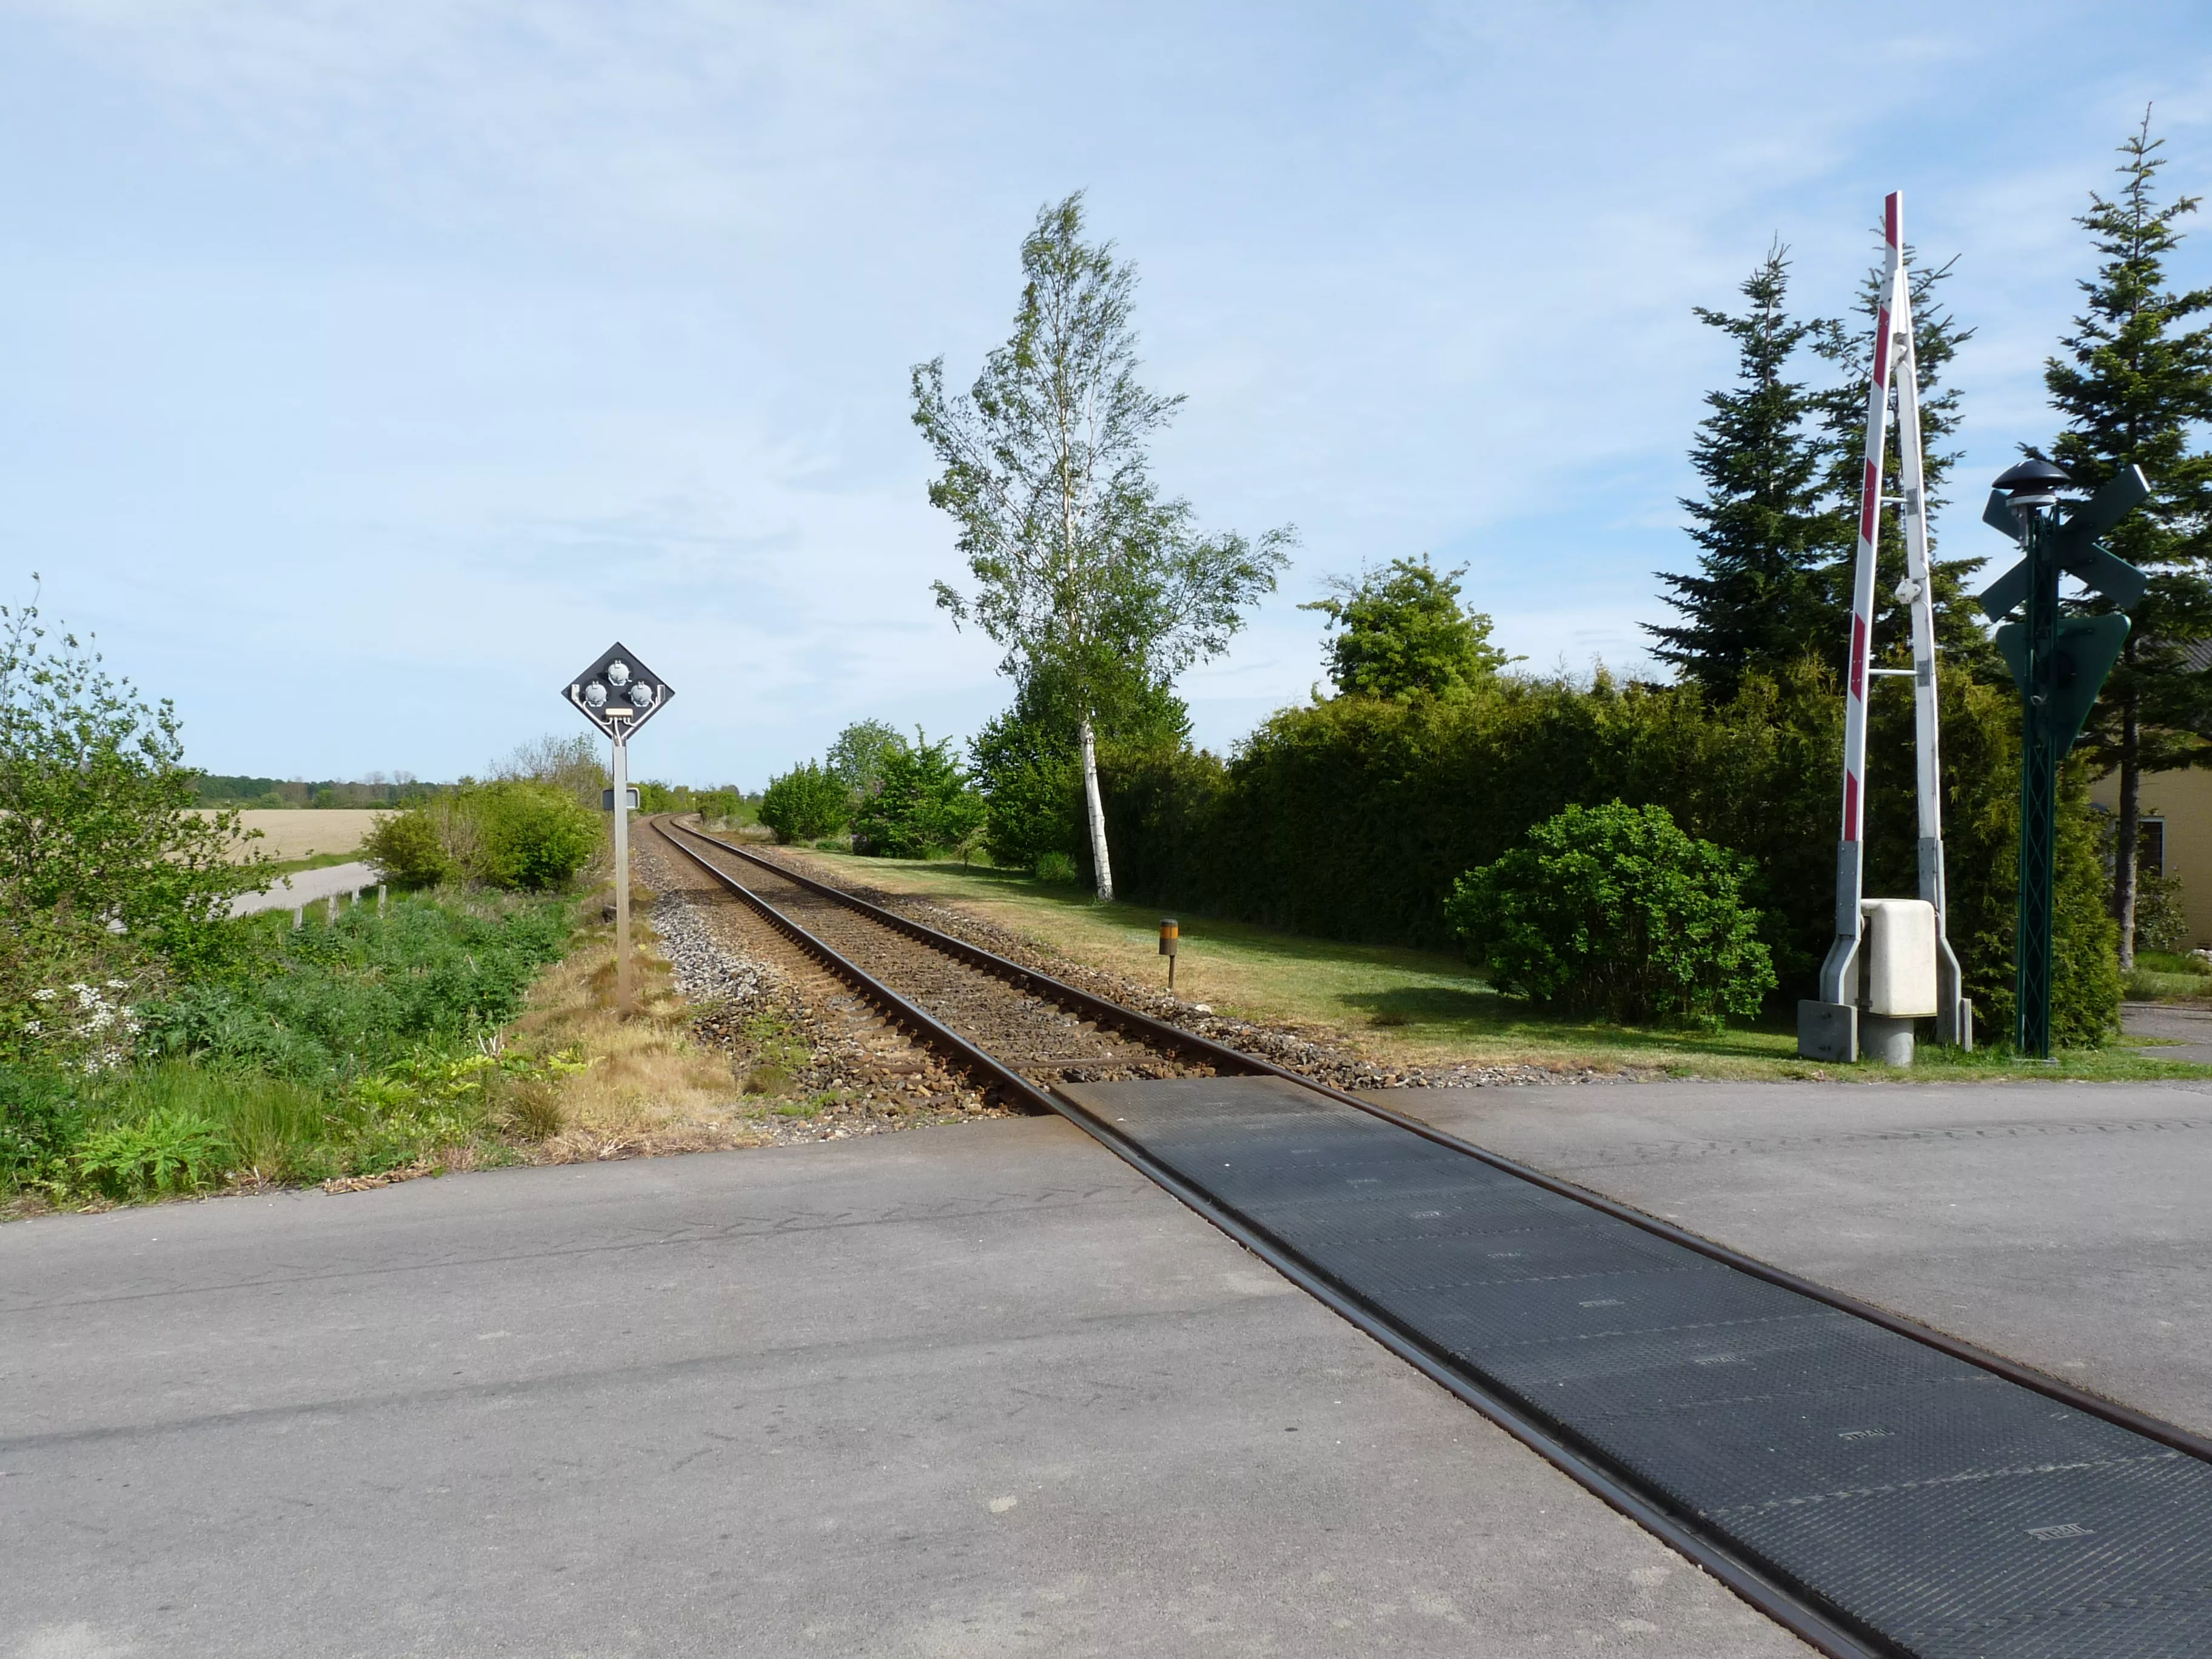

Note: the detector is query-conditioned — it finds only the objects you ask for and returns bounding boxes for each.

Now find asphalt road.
[1383,1077,2212,1438]
[2120,999,2212,1064]
[226,861,383,919]
[1,1117,1803,1659]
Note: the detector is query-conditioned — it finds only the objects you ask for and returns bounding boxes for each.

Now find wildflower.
[32,988,56,1003]
[105,978,129,991]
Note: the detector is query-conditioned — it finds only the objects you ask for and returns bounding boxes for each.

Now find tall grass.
[2,891,579,1208]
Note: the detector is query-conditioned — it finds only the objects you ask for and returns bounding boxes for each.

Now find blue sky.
[4,1,2210,786]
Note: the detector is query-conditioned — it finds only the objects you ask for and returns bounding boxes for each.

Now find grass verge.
[1,877,788,1217]
[504,885,766,1159]
[779,847,2212,1084]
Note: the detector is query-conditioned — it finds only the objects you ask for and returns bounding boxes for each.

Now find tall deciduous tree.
[1649,246,1838,696]
[913,193,1292,900]
[825,719,903,803]
[2042,113,2212,969]
[1302,556,1516,700]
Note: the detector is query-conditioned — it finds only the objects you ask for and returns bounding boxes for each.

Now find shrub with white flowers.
[1,580,267,1067]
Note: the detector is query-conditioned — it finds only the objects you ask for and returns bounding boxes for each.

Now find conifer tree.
[1649,246,1836,697]
[2043,113,2212,968]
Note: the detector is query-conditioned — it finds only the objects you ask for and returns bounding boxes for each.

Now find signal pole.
[1980,460,2147,1057]
[564,642,675,1017]
[611,733,632,1013]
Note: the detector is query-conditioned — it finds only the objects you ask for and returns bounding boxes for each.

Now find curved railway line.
[649,814,2212,1659]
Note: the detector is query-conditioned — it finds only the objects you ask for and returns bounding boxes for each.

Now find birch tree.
[913,193,1292,900]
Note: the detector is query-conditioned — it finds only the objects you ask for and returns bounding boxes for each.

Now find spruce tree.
[1810,249,1991,679]
[2043,112,2212,969]
[1650,246,1835,697]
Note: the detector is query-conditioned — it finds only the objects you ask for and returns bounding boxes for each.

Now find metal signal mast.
[1798,192,1971,1063]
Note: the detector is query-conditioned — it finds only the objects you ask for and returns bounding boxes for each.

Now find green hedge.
[1082,665,2117,1046]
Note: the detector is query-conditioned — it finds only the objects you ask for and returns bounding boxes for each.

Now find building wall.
[2089,768,2212,949]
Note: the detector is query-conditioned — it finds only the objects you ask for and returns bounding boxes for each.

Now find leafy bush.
[473,782,600,890]
[494,732,605,810]
[760,762,850,843]
[1,586,270,1065]
[1300,555,1513,700]
[363,809,456,885]
[826,719,903,799]
[0,1067,78,1188]
[2136,867,2188,954]
[692,786,749,826]
[970,707,1084,872]
[74,1107,232,1198]
[1445,800,1775,1029]
[852,732,986,859]
[363,783,597,891]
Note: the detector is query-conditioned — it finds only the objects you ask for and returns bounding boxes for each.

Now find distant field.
[197,808,384,863]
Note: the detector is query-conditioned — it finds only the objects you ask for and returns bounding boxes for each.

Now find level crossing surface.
[1058,1074,2212,1658]
[1384,1079,2212,1443]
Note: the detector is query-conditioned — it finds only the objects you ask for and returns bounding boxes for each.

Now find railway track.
[648,814,2212,1658]
[651,814,1248,1102]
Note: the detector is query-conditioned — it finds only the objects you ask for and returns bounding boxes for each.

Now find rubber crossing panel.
[1056,1074,2212,1658]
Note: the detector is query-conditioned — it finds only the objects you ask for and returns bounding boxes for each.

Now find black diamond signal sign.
[564,642,673,743]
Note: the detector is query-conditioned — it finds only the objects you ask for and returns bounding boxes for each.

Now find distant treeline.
[637,782,757,825]
[195,774,758,819]
[193,776,455,809]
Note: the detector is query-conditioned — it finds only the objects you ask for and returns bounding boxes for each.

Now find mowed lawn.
[776,847,2212,1082]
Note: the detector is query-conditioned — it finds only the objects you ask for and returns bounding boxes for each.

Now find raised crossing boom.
[1801,192,1970,1063]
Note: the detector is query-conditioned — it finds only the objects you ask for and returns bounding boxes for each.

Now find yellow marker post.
[1159,917,1179,992]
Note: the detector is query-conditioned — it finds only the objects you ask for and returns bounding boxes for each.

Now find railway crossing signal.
[564,643,674,1016]
[1978,460,2148,1058]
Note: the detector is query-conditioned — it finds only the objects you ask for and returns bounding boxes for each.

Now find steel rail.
[648,818,1062,1118]
[652,814,2212,1657]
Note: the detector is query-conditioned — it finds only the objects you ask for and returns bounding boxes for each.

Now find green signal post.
[1979,460,2148,1058]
